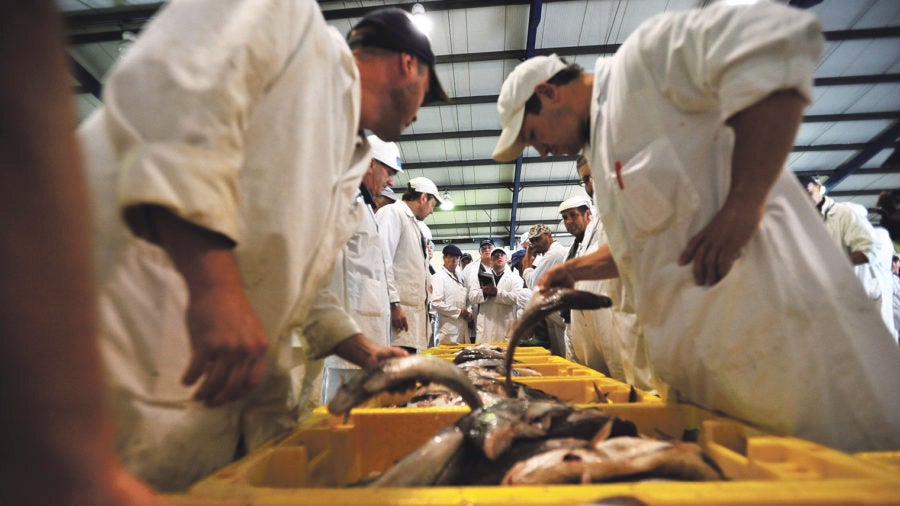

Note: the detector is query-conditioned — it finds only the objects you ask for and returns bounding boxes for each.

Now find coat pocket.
[617,136,699,239]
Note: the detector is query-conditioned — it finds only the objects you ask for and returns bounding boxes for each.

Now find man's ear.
[399,53,418,78]
[534,82,557,102]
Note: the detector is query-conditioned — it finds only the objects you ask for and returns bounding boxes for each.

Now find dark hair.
[401,186,436,203]
[523,59,583,117]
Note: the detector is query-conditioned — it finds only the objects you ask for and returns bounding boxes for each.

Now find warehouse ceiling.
[61,0,900,251]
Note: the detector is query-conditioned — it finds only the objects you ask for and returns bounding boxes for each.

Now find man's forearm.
[723,90,806,218]
[568,244,619,281]
[143,205,242,294]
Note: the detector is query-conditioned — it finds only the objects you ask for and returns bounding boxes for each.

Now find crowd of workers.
[2,0,899,503]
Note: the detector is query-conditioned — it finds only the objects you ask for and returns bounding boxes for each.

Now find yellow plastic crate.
[423,343,551,356]
[311,375,659,414]
[189,403,899,505]
[436,353,608,378]
[854,451,900,472]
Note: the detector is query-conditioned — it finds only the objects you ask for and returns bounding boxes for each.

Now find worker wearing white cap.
[377,176,443,352]
[77,2,444,489]
[375,186,398,212]
[567,159,658,392]
[493,1,899,452]
[309,135,408,404]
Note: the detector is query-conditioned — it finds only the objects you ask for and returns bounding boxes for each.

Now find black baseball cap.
[479,239,495,248]
[347,8,449,105]
[442,244,462,257]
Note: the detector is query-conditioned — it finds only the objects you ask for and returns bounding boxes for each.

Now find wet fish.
[505,289,612,393]
[361,426,467,487]
[328,356,483,419]
[399,383,462,408]
[457,358,541,379]
[458,399,634,461]
[501,436,723,485]
[453,347,509,364]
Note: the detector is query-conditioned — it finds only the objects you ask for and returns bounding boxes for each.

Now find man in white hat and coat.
[493,0,899,452]
[77,3,447,490]
[377,176,443,352]
[566,158,657,392]
[307,135,409,404]
[431,244,472,345]
[521,223,569,355]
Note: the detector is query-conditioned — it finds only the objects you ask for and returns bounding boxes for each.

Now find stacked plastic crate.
[177,344,900,505]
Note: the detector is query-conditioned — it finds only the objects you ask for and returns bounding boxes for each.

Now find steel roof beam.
[399,111,900,140]
[397,142,899,170]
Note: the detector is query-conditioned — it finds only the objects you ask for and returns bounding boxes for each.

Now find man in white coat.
[522,223,570,355]
[378,177,442,353]
[309,136,409,404]
[78,4,446,491]
[493,1,899,452]
[568,157,657,392]
[431,244,472,345]
[469,249,524,343]
[801,176,897,339]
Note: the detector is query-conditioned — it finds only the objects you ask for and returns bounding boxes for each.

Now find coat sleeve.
[301,248,364,359]
[376,205,402,303]
[834,204,877,258]
[430,273,461,319]
[468,271,487,305]
[629,1,823,122]
[103,0,308,243]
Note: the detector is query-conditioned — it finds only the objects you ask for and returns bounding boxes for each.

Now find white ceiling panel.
[806,120,894,144]
[818,40,900,76]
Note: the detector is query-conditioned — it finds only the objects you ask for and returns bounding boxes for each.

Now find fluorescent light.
[411,3,433,35]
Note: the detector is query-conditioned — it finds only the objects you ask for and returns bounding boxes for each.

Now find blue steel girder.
[508,0,543,248]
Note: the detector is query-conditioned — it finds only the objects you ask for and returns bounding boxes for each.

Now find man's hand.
[536,263,577,292]
[181,281,269,406]
[482,285,498,297]
[679,89,806,286]
[391,304,409,332]
[460,308,472,321]
[333,333,408,369]
[678,203,761,286]
[147,206,269,407]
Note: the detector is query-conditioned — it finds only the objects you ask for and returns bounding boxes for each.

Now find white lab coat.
[377,201,430,350]
[872,227,899,340]
[568,216,657,392]
[586,1,900,452]
[431,267,469,345]
[306,190,391,403]
[525,241,569,355]
[469,267,523,343]
[820,197,880,299]
[79,0,369,491]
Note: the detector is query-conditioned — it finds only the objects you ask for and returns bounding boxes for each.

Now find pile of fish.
[327,289,724,487]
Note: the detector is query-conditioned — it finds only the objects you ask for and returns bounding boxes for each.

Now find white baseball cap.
[367,135,403,173]
[408,176,443,204]
[558,195,592,214]
[380,186,397,201]
[492,54,568,162]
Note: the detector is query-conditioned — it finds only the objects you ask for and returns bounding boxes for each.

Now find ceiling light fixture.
[440,191,454,210]
[411,3,433,35]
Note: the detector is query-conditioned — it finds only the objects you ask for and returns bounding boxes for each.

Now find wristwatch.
[390,302,400,308]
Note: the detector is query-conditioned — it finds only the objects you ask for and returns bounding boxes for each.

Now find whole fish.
[457,358,540,379]
[453,347,509,364]
[501,436,723,485]
[328,355,483,419]
[358,426,467,487]
[505,289,612,393]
